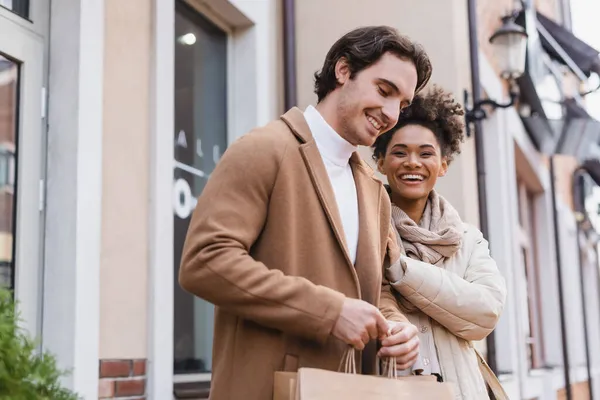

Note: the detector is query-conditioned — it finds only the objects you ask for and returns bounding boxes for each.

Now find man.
[179,26,432,399]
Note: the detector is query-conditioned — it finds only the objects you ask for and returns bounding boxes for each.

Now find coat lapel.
[280,108,353,269]
[350,154,384,373]
[351,153,382,302]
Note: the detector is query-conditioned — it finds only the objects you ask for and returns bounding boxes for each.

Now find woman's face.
[377,124,448,202]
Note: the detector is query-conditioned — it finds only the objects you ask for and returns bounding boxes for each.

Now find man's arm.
[178,130,345,344]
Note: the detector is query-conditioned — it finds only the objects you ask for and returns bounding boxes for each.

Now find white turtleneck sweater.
[303,105,359,264]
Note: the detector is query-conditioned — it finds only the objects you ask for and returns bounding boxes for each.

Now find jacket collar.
[280,107,376,177]
[281,107,381,296]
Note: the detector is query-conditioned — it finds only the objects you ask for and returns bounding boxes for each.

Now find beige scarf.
[391,190,463,265]
[390,190,463,313]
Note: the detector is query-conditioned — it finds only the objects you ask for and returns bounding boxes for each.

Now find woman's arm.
[386,227,507,341]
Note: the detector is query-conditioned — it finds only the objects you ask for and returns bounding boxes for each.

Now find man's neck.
[315,100,343,141]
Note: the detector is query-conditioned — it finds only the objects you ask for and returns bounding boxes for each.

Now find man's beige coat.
[179,108,404,400]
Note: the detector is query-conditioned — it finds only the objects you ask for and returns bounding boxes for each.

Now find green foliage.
[0,288,80,400]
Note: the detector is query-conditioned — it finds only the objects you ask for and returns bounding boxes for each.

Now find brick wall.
[476,0,514,79]
[98,359,147,399]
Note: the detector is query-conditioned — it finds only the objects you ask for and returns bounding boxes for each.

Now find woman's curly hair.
[372,86,465,163]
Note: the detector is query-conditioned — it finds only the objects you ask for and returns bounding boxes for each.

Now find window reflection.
[0,55,19,289]
[173,3,228,375]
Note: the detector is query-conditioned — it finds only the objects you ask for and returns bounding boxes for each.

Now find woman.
[374,86,507,399]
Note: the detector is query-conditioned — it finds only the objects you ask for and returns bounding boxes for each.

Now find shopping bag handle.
[338,347,398,379]
[380,356,398,379]
[337,347,357,374]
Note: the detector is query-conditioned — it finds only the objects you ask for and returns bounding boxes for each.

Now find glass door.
[0,6,45,336]
[173,0,228,383]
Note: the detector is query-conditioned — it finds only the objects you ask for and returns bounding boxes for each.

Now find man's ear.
[335,57,351,85]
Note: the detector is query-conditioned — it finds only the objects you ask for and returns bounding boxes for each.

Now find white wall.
[44,0,104,398]
[479,49,576,399]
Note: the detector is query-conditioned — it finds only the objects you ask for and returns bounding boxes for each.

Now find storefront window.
[0,0,30,19]
[0,55,18,289]
[173,3,227,376]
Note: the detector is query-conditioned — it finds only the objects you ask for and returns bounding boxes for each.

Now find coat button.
[423,358,430,366]
[421,326,429,333]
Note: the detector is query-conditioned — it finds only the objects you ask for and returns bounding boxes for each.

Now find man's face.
[335,53,418,147]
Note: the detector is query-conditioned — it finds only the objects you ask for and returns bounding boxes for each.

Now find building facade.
[1,0,599,399]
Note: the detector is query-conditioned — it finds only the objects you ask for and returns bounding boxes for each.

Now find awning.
[514,9,600,155]
[536,12,600,78]
[581,159,600,188]
[520,115,562,154]
[555,98,600,161]
[516,10,600,78]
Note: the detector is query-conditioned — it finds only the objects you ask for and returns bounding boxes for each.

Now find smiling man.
[178,26,432,400]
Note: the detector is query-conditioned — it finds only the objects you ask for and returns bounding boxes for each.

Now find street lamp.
[465,13,529,135]
[490,15,529,79]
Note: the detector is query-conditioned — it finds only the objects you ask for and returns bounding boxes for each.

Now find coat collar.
[281,107,381,296]
[280,107,313,144]
[281,107,376,175]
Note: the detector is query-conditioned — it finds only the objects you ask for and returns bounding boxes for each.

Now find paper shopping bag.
[294,367,455,400]
[274,371,297,400]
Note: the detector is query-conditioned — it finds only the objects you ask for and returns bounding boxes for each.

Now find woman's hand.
[378,321,420,370]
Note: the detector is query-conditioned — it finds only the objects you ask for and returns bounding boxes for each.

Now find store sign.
[173,129,222,220]
[173,178,197,220]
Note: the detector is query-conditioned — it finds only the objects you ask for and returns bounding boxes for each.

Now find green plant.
[0,288,80,400]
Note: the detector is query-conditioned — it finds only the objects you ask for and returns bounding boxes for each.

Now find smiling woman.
[372,86,464,222]
[373,86,508,399]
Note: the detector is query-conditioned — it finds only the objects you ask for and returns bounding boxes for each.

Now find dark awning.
[516,10,600,78]
[520,116,561,154]
[536,12,600,78]
[581,159,600,188]
[555,98,600,161]
[513,9,600,155]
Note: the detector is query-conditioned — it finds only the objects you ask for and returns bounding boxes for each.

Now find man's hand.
[378,321,419,370]
[331,298,390,350]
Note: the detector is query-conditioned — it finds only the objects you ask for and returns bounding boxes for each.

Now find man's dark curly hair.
[372,86,465,163]
[314,26,432,102]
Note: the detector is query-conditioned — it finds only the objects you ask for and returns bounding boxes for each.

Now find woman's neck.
[391,192,429,224]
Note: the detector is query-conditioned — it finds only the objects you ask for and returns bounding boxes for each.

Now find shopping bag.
[295,367,454,399]
[274,348,455,400]
[273,371,297,400]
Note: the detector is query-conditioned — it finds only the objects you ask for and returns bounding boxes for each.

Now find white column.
[147,0,175,398]
[228,0,280,141]
[43,0,104,398]
[478,50,522,380]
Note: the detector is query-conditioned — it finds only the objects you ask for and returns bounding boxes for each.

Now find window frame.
[516,180,546,370]
[172,0,229,383]
[0,17,45,339]
[149,0,277,394]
